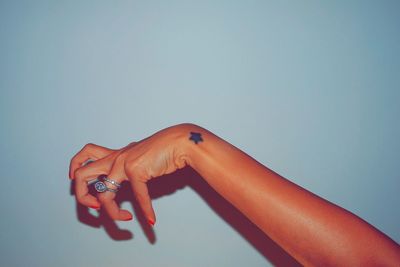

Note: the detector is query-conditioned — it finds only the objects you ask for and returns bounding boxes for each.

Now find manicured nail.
[123,215,133,221]
[148,218,155,226]
[89,205,100,210]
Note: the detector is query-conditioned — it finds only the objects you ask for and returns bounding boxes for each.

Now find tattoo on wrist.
[189,132,203,144]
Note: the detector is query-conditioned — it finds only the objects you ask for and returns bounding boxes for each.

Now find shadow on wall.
[69,167,301,267]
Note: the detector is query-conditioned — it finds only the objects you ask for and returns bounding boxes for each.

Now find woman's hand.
[69,122,400,265]
[69,124,191,225]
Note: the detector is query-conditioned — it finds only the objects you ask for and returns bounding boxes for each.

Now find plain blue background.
[1,1,399,266]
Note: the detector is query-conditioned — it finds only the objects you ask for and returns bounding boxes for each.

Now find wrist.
[170,123,202,168]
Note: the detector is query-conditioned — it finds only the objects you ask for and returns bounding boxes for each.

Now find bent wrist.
[170,123,203,168]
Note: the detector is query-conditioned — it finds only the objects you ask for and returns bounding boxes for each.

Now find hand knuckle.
[84,143,96,151]
[74,168,84,180]
[124,162,136,177]
[126,162,146,180]
[115,150,127,161]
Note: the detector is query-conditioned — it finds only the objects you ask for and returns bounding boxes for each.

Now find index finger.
[73,153,116,208]
[69,143,114,179]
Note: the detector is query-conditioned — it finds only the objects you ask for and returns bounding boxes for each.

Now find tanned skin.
[69,123,400,266]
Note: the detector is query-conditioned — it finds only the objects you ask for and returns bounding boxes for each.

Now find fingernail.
[89,205,100,210]
[123,215,133,221]
[148,218,155,226]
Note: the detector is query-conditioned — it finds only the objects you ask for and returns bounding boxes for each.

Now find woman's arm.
[70,123,400,266]
[178,123,400,266]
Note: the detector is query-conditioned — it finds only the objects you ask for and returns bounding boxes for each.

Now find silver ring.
[94,181,108,193]
[87,177,120,193]
[87,178,99,186]
[103,176,121,188]
[106,187,118,193]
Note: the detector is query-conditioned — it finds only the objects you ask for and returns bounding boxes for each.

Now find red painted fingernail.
[148,218,155,226]
[123,215,133,221]
[89,205,100,210]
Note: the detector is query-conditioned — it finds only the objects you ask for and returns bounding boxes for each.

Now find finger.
[74,153,115,181]
[128,171,156,226]
[74,156,114,209]
[98,191,133,221]
[75,172,101,209]
[98,157,132,221]
[69,143,114,179]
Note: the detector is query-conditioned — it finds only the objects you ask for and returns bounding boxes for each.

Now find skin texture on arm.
[69,123,400,266]
[178,123,400,266]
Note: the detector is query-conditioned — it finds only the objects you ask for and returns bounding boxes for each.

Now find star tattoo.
[189,132,203,144]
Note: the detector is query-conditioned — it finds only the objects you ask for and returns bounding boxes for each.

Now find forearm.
[177,123,400,266]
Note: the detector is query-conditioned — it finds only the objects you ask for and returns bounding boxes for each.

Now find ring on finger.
[87,178,99,186]
[103,176,121,188]
[87,177,120,193]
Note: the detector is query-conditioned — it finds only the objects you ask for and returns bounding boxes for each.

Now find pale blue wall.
[1,1,399,266]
